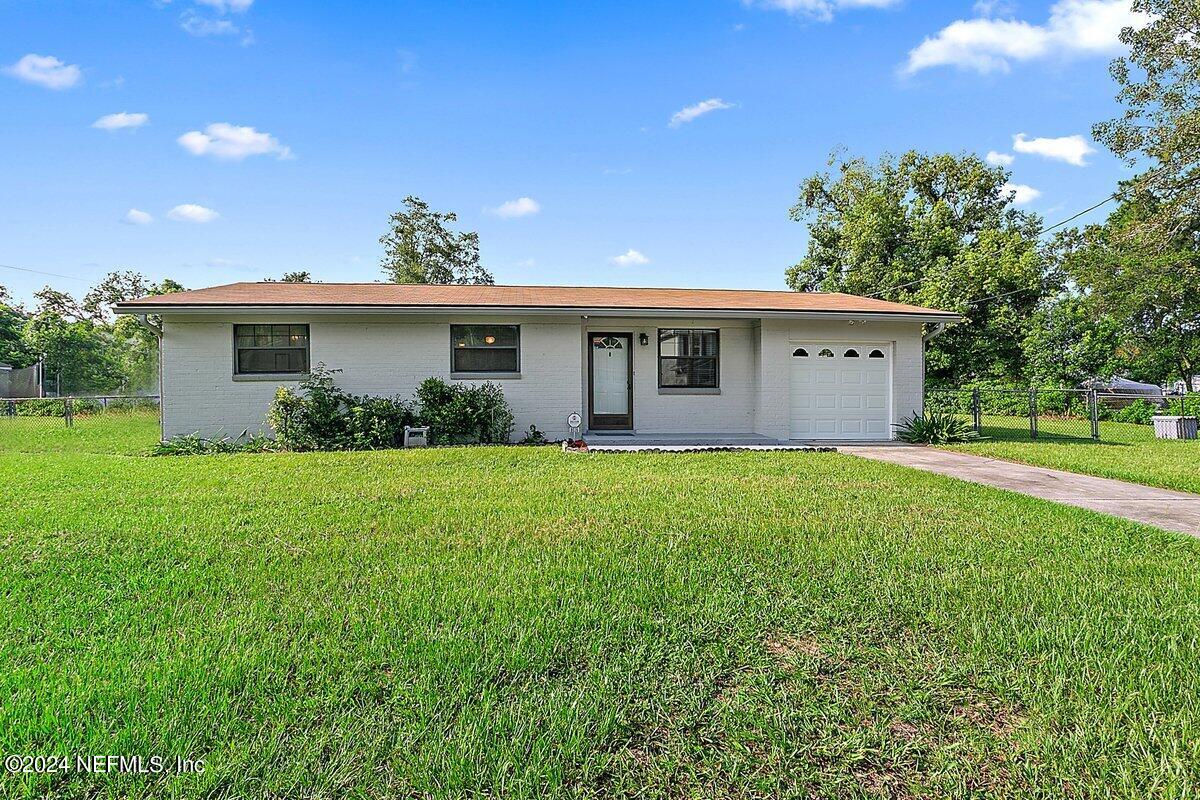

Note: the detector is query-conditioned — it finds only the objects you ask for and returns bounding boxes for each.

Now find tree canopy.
[379,196,494,285]
[1093,0,1200,246]
[786,150,1048,383]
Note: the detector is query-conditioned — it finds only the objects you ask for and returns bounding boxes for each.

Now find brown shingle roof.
[116,282,957,317]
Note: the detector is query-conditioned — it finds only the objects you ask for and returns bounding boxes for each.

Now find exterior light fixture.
[639,333,649,346]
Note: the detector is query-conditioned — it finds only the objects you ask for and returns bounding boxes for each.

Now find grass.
[3,418,1200,797]
[945,415,1200,495]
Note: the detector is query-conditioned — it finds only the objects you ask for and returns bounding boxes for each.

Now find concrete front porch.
[582,431,894,451]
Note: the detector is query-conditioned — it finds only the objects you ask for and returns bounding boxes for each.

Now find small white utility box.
[403,426,431,447]
[1151,416,1198,440]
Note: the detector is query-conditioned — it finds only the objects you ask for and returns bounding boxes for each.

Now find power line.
[0,262,90,283]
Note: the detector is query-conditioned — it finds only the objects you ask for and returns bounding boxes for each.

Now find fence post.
[64,397,73,428]
[1029,388,1038,440]
[971,388,981,434]
[1089,389,1100,440]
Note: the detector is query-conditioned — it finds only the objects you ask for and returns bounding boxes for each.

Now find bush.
[151,433,276,456]
[519,425,547,445]
[414,377,514,445]
[894,412,982,444]
[268,365,416,451]
[1108,399,1158,426]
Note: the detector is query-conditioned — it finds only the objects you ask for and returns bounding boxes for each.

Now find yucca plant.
[893,411,981,444]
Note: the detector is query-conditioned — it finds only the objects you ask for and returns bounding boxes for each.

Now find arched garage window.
[817,348,834,358]
[869,349,885,359]
[792,348,808,357]
[843,349,860,358]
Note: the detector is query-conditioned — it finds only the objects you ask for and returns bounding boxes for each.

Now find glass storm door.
[589,333,633,430]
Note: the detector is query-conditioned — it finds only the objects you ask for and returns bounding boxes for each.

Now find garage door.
[790,344,891,440]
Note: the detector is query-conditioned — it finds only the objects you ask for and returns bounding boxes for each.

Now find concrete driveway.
[842,446,1200,537]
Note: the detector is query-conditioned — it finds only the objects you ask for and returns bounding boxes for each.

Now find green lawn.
[3,418,1200,797]
[946,415,1200,495]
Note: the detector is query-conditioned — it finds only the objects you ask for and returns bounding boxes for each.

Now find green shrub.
[1108,399,1158,426]
[150,433,276,456]
[414,377,514,445]
[894,412,982,444]
[519,424,547,445]
[268,365,415,451]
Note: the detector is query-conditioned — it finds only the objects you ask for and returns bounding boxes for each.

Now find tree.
[1093,0,1200,245]
[280,271,311,283]
[786,150,1050,383]
[379,196,494,285]
[0,284,34,368]
[1021,294,1127,387]
[1066,191,1200,389]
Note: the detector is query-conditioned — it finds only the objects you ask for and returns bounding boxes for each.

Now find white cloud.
[193,0,254,12]
[1003,182,1042,204]
[178,123,293,161]
[610,249,650,267]
[1012,132,1095,166]
[985,150,1015,166]
[92,112,149,132]
[903,0,1148,75]
[744,0,900,22]
[2,54,82,90]
[180,11,253,43]
[669,98,735,128]
[123,209,154,225]
[490,197,541,218]
[167,204,220,223]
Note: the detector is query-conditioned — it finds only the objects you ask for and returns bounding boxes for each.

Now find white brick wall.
[160,313,583,440]
[583,317,758,434]
[755,317,925,440]
[159,312,927,442]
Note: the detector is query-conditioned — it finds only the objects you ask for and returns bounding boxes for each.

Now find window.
[817,348,834,358]
[869,349,885,359]
[451,324,520,373]
[843,348,860,358]
[659,328,719,388]
[793,348,809,357]
[234,324,309,375]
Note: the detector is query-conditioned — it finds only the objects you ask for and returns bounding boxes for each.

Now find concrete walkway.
[841,446,1200,537]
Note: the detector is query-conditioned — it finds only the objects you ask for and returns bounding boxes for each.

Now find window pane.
[659,329,718,357]
[453,347,518,373]
[237,348,308,374]
[659,356,718,388]
[451,325,518,348]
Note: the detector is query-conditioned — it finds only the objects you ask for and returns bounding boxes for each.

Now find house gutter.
[116,304,962,324]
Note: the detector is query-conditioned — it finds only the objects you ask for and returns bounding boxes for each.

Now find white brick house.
[115,283,958,442]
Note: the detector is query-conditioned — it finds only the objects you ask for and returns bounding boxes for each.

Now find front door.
[589,333,633,430]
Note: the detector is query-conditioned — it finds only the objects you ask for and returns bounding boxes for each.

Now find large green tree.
[786,150,1050,383]
[1093,0,1200,245]
[379,196,494,285]
[1065,192,1200,389]
[0,284,34,368]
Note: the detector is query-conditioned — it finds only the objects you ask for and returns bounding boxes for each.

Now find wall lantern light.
[638,333,649,346]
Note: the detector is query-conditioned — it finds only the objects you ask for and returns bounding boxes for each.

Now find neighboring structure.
[0,361,42,399]
[115,282,959,442]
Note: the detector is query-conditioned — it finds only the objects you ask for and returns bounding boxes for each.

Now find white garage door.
[790,343,891,440]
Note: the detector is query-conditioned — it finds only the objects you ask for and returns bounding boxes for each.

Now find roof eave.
[114,303,960,323]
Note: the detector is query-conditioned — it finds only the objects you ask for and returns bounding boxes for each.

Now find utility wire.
[862,171,1171,301]
[0,262,90,282]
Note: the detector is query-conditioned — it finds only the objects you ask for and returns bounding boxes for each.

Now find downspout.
[134,314,163,337]
[922,321,951,343]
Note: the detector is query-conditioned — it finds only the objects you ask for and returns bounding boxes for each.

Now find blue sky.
[1,0,1145,304]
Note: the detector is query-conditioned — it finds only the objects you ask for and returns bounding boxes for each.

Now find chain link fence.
[926,387,1200,441]
[1,396,160,429]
